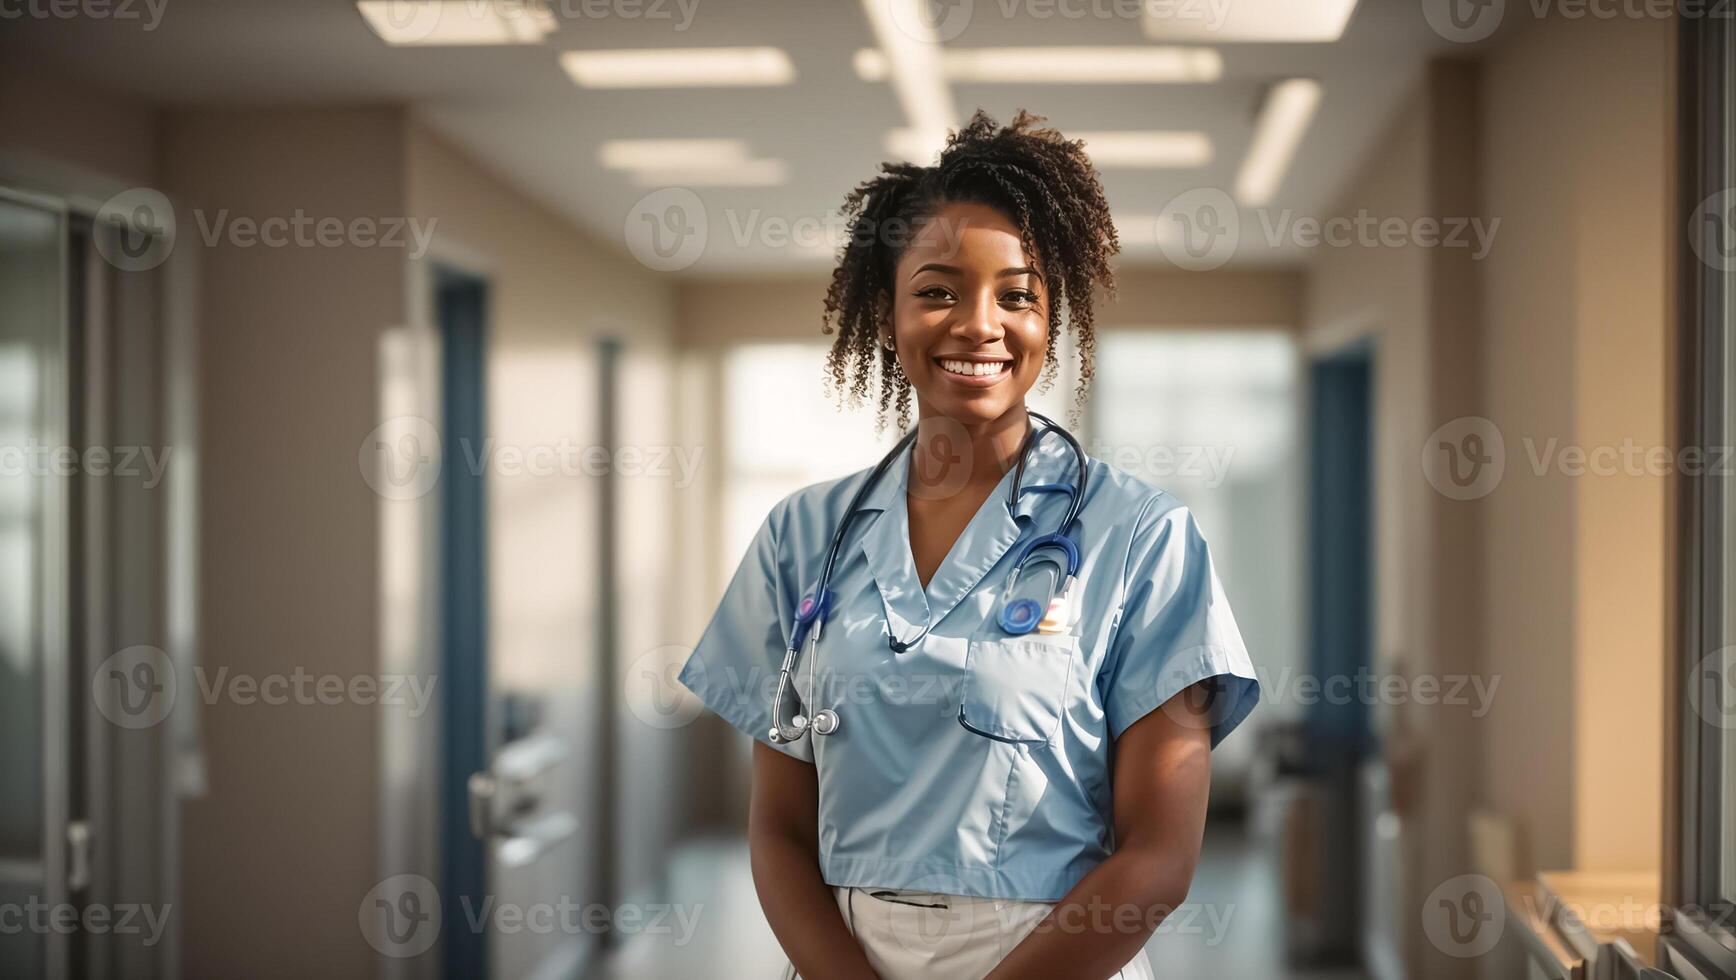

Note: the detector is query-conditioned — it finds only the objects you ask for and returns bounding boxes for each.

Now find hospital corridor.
[0,1,1726,978]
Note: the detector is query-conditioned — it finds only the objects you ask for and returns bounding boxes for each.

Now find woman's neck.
[908,404,1031,497]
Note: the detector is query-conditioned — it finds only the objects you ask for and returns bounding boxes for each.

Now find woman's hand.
[985,683,1215,980]
[748,741,880,980]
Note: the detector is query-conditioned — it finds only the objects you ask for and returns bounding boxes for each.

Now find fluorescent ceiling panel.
[1142,0,1360,41]
[855,47,1221,83]
[860,0,956,151]
[358,1,555,45]
[628,159,788,187]
[1075,131,1212,168]
[560,48,795,88]
[599,139,751,171]
[1236,78,1322,206]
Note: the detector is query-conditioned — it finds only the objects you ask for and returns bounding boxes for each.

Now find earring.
[882,336,896,351]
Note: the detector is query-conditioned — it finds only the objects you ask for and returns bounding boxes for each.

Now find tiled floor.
[597,821,1367,980]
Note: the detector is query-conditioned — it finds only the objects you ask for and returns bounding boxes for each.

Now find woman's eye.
[915,286,953,301]
[1003,290,1039,307]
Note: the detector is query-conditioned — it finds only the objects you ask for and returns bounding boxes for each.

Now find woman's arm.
[986,684,1215,980]
[748,741,879,980]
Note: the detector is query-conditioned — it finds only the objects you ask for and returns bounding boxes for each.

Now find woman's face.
[888,201,1049,428]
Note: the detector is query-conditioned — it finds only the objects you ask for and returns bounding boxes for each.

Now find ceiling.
[2,0,1468,274]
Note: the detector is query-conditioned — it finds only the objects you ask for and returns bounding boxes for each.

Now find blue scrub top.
[677,430,1260,902]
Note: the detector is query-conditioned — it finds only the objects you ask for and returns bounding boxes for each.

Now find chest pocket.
[957,633,1078,745]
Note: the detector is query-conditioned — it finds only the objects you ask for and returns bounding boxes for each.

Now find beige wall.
[160,107,410,978]
[1480,12,1671,875]
[0,62,157,193]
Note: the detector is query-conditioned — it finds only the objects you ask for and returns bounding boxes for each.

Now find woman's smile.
[934,355,1013,386]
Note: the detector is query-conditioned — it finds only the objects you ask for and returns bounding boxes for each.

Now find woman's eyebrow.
[910,262,961,277]
[907,263,1042,279]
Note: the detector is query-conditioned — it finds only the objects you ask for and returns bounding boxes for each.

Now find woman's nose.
[950,291,1003,343]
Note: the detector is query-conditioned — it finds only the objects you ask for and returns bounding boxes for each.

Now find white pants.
[782,887,1156,980]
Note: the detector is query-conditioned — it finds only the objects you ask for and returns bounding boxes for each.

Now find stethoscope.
[768,411,1089,744]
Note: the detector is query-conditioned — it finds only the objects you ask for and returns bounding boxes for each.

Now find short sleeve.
[1100,496,1261,748]
[677,501,813,762]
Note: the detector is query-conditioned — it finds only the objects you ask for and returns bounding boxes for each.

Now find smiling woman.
[677,109,1260,980]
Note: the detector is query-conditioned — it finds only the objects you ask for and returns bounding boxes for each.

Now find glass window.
[1091,329,1301,747]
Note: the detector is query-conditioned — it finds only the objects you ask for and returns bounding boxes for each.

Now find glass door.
[0,192,71,977]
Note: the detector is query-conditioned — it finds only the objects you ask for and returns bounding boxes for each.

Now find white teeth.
[940,359,1007,378]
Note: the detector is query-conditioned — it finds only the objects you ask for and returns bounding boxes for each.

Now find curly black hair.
[821,109,1119,432]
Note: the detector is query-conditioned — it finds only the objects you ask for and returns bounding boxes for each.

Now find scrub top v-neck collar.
[854,433,1069,653]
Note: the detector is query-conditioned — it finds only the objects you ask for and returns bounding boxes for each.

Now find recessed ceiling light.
[599,139,752,171]
[627,159,788,187]
[1236,78,1322,206]
[854,47,1221,84]
[357,0,555,46]
[1143,0,1360,41]
[1075,132,1213,168]
[560,48,795,88]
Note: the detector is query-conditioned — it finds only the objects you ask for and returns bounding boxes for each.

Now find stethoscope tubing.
[769,411,1089,743]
